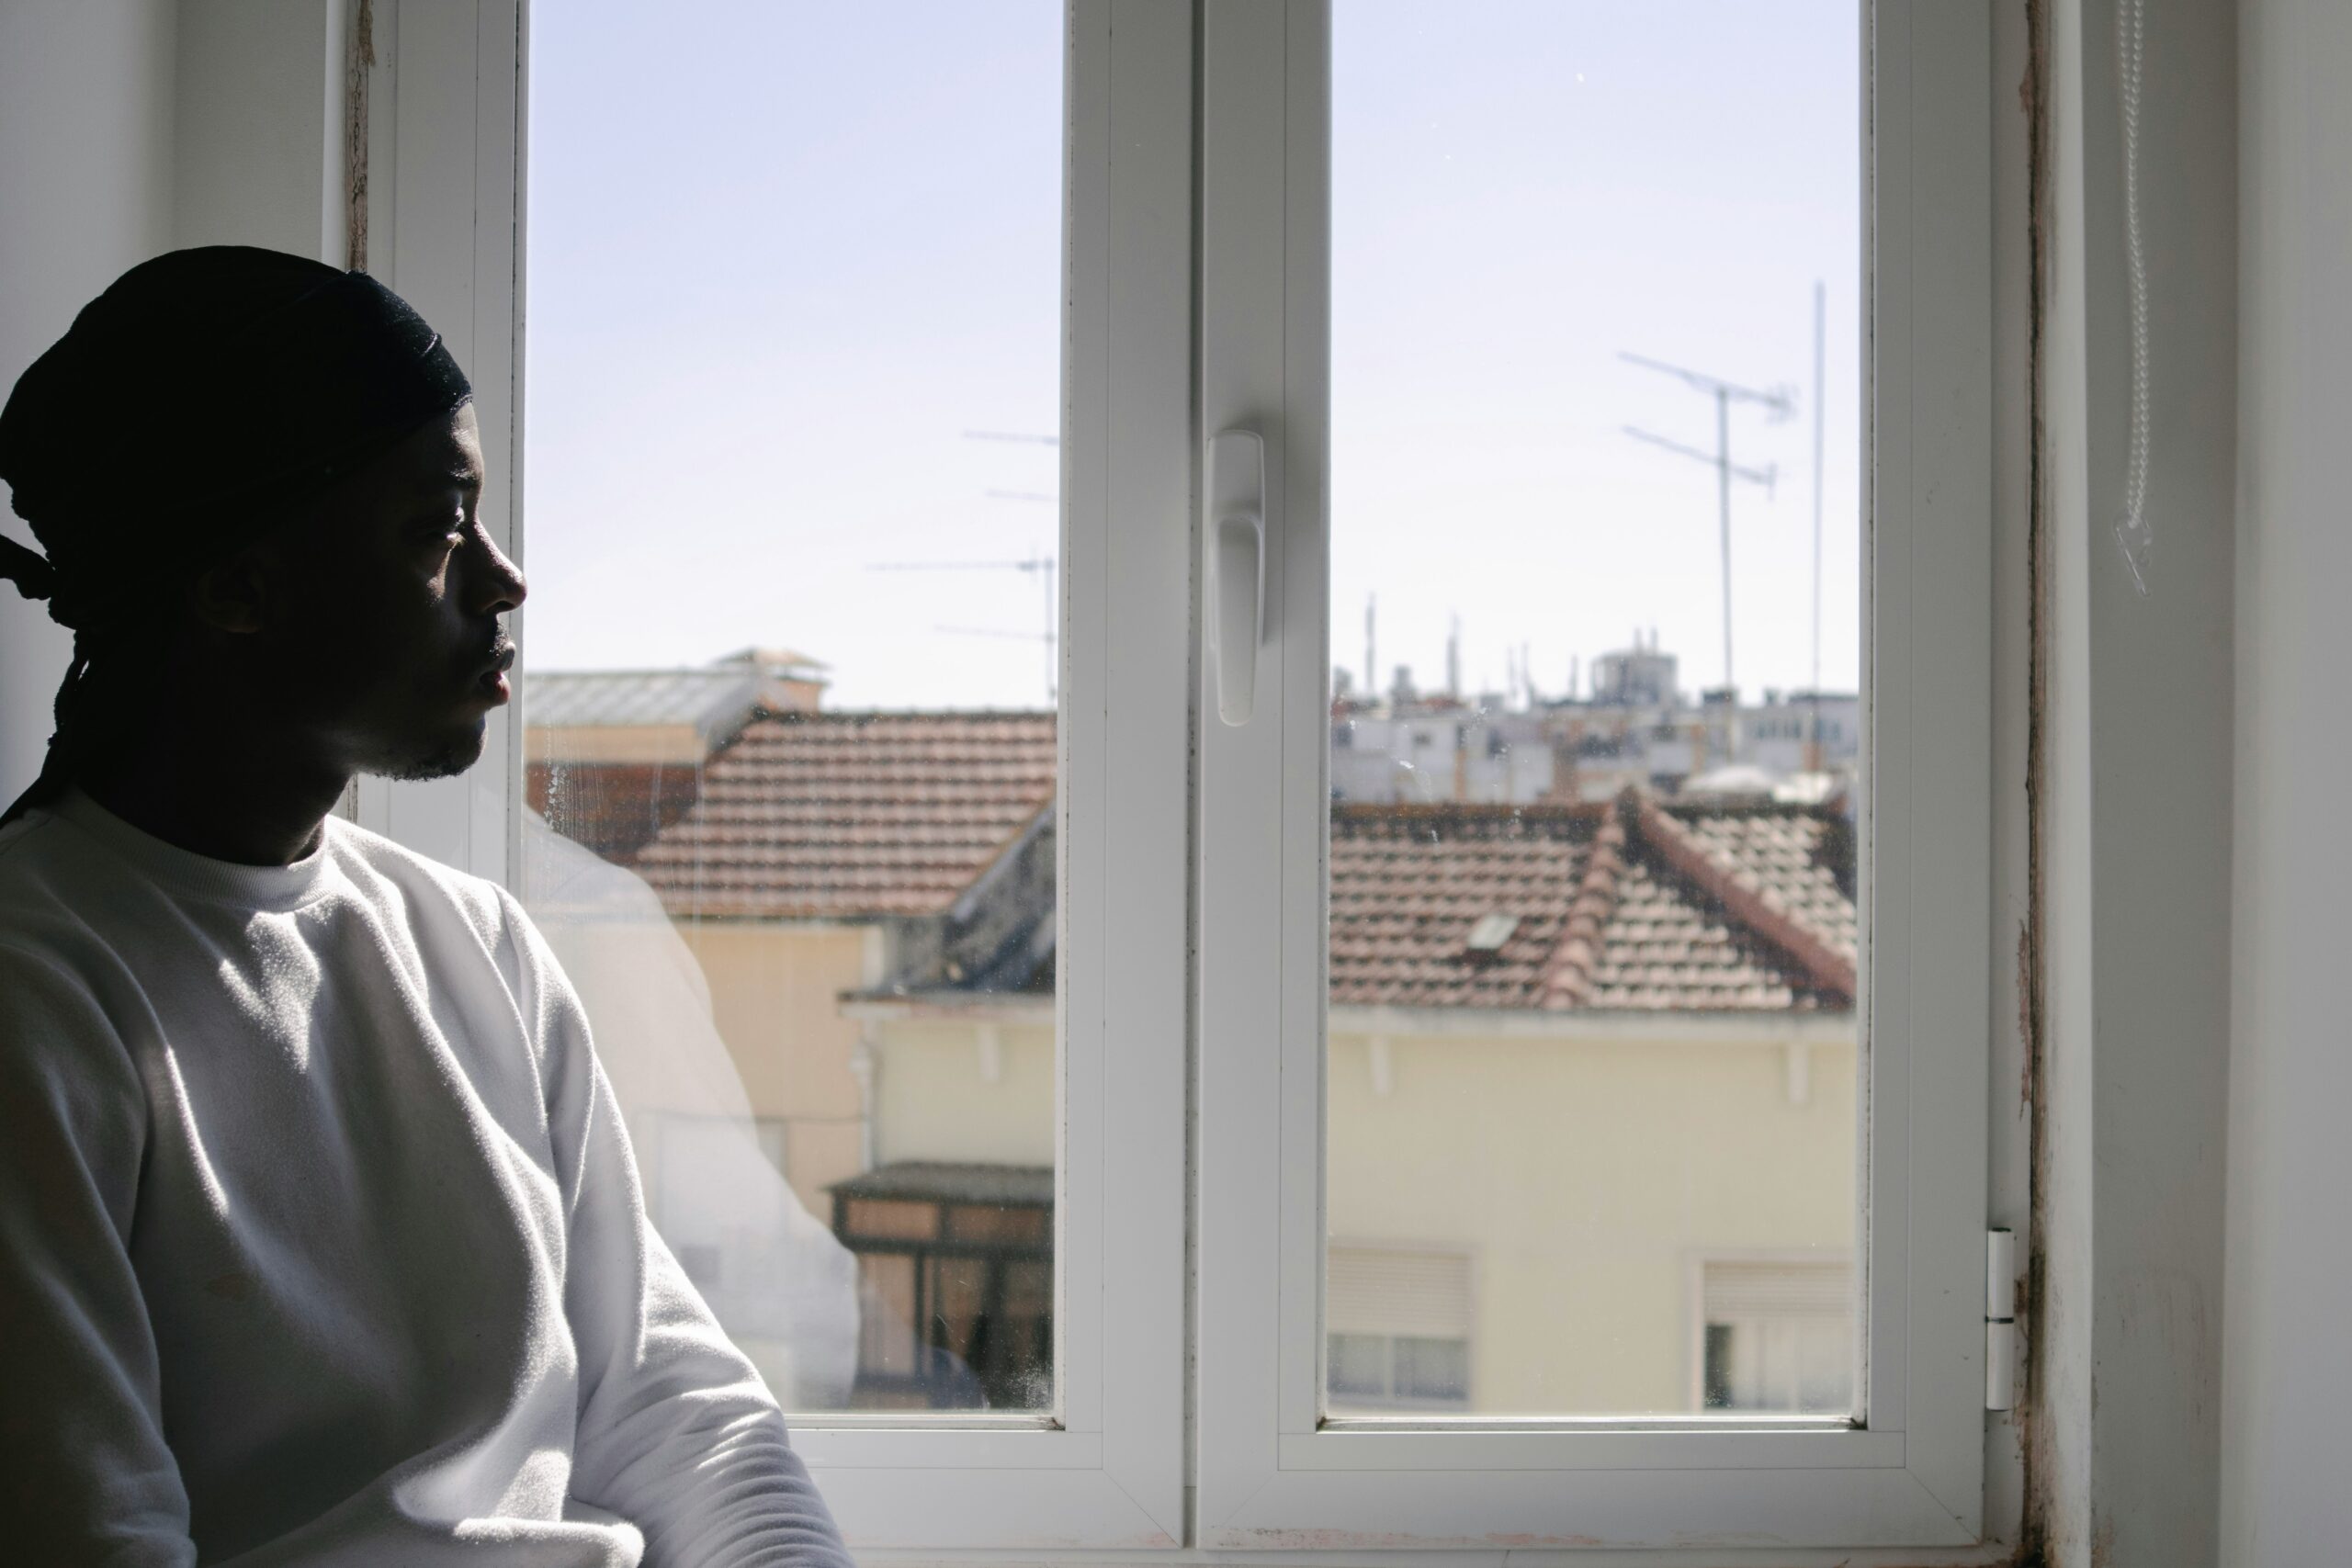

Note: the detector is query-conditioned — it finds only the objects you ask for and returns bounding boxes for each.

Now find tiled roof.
[1329,809,1591,1010]
[1329,797,1855,1013]
[631,711,1057,919]
[631,705,1853,1010]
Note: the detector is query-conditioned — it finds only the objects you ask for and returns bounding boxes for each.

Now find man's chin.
[371,720,488,783]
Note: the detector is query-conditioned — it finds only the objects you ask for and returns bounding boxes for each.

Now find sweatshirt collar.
[51,789,340,911]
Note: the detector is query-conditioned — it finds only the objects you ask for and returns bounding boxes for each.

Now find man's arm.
[0,945,197,1566]
[509,897,855,1566]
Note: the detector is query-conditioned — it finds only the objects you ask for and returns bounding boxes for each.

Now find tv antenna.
[1620,351,1794,697]
[962,429,1060,447]
[868,555,1057,703]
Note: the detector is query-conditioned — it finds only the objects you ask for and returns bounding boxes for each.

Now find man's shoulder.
[325,816,539,958]
[0,813,131,1051]
[0,806,103,931]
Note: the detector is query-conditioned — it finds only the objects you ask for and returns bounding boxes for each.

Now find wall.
[0,0,178,805]
[870,1014,1057,1168]
[170,0,345,261]
[1328,1029,1857,1416]
[2222,1,2352,1561]
[871,1007,1857,1416]
[681,921,879,1213]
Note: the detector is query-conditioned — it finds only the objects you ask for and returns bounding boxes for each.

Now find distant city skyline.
[524,2,1860,709]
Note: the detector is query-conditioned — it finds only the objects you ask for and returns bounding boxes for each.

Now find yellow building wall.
[870,1019,1057,1168]
[859,1016,1855,1417]
[1326,1031,1857,1415]
[661,918,1855,1418]
[677,921,876,1215]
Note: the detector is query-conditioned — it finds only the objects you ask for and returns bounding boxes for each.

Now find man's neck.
[74,717,353,869]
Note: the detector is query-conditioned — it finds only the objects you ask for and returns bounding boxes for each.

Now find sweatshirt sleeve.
[0,944,197,1567]
[508,897,854,1567]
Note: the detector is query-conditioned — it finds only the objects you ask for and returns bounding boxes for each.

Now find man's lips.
[476,643,516,703]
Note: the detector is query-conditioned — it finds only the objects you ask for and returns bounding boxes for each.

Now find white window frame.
[342,0,528,882]
[399,0,1996,1552]
[709,3,1195,1549]
[1193,0,1994,1551]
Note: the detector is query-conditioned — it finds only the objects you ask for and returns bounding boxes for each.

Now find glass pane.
[522,0,1064,1414]
[1327,0,1862,1417]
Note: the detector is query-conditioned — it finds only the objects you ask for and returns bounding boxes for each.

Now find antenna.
[869,555,1057,703]
[961,429,1060,447]
[1364,594,1377,707]
[1808,281,1827,773]
[1621,351,1795,700]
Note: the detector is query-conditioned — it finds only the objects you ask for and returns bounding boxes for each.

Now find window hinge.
[1985,1227,2017,1412]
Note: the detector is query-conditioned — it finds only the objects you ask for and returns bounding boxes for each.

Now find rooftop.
[628,709,1856,1013]
[631,710,1057,919]
[525,648,829,741]
[1329,797,1855,1012]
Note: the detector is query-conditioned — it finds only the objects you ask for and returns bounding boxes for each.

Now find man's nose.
[462,526,527,615]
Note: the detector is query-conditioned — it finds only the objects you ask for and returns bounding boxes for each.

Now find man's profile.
[0,247,852,1565]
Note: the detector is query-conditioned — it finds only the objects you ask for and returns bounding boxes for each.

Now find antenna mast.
[1807,283,1827,773]
[1620,351,1793,699]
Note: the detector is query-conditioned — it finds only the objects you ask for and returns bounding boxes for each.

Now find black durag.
[0,245,473,826]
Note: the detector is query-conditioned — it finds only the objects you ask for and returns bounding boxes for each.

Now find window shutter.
[1327,1247,1473,1340]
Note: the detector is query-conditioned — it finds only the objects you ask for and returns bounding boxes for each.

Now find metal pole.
[1716,385,1733,695]
[1810,280,1826,771]
[1044,552,1057,705]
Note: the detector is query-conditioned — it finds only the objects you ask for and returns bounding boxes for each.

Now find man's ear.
[187,551,273,635]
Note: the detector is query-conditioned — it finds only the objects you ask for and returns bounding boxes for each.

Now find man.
[0,248,853,1566]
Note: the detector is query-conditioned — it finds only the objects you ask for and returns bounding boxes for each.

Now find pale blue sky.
[524,2,1860,708]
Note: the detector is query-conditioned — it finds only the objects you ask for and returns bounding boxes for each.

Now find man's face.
[233,404,526,781]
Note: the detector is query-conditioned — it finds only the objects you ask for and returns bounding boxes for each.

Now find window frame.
[1193,0,1994,1551]
[781,2,1193,1548]
[403,0,1195,1550]
[435,0,1995,1551]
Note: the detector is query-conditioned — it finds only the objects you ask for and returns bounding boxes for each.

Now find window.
[374,0,1994,1551]
[510,0,1194,1548]
[1327,1246,1476,1412]
[1194,0,1991,1551]
[524,0,1073,1417]
[1696,1257,1858,1414]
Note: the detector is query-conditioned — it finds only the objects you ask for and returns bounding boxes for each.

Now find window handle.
[1208,428,1265,726]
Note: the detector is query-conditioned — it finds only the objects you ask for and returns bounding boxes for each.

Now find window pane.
[1326,0,1861,1417]
[522,0,1065,1414]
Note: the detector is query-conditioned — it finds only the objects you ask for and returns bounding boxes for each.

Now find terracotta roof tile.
[633,711,1055,919]
[1330,796,1856,1013]
[638,706,1857,1014]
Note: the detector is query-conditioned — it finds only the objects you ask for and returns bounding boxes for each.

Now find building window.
[1326,1246,1475,1413]
[1697,1258,1856,1415]
[830,1162,1053,1412]
[1329,1333,1472,1408]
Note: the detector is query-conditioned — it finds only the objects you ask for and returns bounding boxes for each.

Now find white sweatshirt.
[0,792,854,1567]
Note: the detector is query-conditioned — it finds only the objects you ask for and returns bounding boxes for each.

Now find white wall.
[0,1,520,881]
[0,0,348,808]
[2223,2,2352,1562]
[0,1,178,804]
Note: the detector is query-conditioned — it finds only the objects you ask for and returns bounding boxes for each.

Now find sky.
[524,2,1861,710]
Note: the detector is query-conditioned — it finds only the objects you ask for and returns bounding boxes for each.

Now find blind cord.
[2115,0,2154,595]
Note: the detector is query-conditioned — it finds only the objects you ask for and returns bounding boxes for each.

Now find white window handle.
[1208,429,1265,726]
